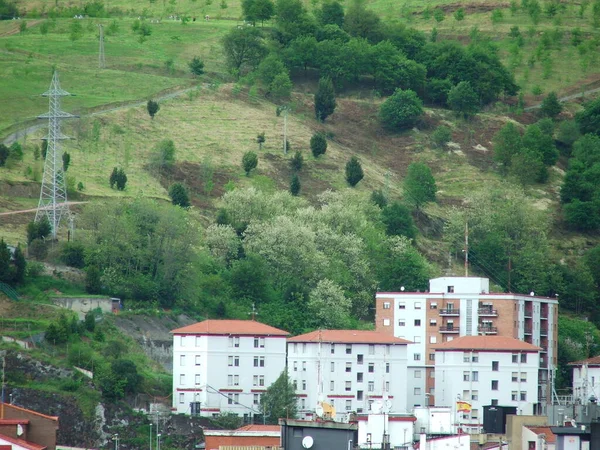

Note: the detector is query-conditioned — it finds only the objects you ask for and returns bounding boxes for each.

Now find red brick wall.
[205,435,279,449]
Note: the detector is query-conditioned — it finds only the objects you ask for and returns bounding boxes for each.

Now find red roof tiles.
[171,320,289,336]
[0,433,47,450]
[435,336,541,352]
[526,426,556,443]
[569,355,600,366]
[235,425,280,432]
[288,330,412,345]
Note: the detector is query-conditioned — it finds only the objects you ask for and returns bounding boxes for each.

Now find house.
[279,418,357,450]
[375,276,558,413]
[569,356,600,404]
[286,330,411,420]
[0,402,59,450]
[522,426,556,450]
[171,320,288,418]
[434,335,541,433]
[203,424,280,450]
[550,426,590,450]
[356,413,415,448]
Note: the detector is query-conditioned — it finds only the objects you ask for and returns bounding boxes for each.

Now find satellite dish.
[302,436,314,448]
[530,292,535,296]
[315,405,324,417]
[384,400,393,412]
[400,286,405,291]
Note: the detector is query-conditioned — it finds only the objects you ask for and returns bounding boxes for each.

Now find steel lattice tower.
[98,24,105,69]
[35,71,76,239]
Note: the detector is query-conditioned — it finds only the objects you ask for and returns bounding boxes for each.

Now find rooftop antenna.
[248,302,258,321]
[464,221,469,277]
[35,71,77,239]
[98,24,106,69]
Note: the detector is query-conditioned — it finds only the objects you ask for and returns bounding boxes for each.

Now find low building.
[413,407,452,438]
[569,356,600,404]
[204,424,280,450]
[356,413,415,449]
[287,330,411,420]
[522,426,556,450]
[551,426,590,450]
[415,433,470,450]
[434,335,541,433]
[280,418,357,450]
[0,403,59,450]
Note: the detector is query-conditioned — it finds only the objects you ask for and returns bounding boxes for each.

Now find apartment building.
[287,330,411,420]
[569,356,600,404]
[435,335,541,432]
[171,320,288,418]
[375,276,558,411]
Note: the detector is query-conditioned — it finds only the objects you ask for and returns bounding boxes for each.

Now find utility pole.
[98,24,106,69]
[464,222,469,277]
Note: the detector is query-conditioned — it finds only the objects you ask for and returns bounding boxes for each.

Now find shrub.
[379,89,423,130]
[310,133,327,157]
[345,156,364,187]
[242,152,258,175]
[431,126,452,148]
[169,183,191,208]
[189,56,205,76]
[290,174,301,196]
[290,151,303,172]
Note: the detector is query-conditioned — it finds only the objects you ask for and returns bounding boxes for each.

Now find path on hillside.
[1,85,200,146]
[525,85,600,111]
[0,20,43,38]
[0,201,88,216]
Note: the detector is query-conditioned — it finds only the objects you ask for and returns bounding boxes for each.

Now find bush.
[370,190,387,208]
[310,133,327,157]
[431,126,452,148]
[28,239,48,260]
[189,56,205,76]
[147,100,159,119]
[379,89,424,130]
[61,242,86,268]
[290,151,303,172]
[345,156,364,187]
[540,92,562,119]
[242,152,258,175]
[290,174,301,196]
[85,266,102,294]
[169,183,191,208]
[448,81,480,118]
[382,202,417,239]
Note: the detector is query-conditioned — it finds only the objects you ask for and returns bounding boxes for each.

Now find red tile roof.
[2,403,58,421]
[0,433,47,450]
[435,336,541,352]
[569,355,600,366]
[235,425,280,432]
[288,330,412,344]
[0,419,29,425]
[526,426,556,443]
[171,320,289,336]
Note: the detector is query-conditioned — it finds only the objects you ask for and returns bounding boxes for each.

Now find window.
[331,344,335,354]
[346,400,352,411]
[385,381,390,392]
[368,363,374,373]
[293,380,298,390]
[253,375,258,386]
[228,356,234,366]
[521,353,527,363]
[369,344,375,355]
[180,336,185,346]
[357,354,364,364]
[398,320,406,326]
[383,319,390,326]
[330,381,335,391]
[491,399,499,406]
[463,371,470,382]
[512,372,518,382]
[302,361,306,371]
[195,374,201,385]
[195,355,201,365]
[429,353,435,361]
[228,375,233,386]
[471,391,478,401]
[302,343,306,353]
[491,380,499,390]
[254,337,259,348]
[430,336,437,344]
[520,373,527,382]
[386,363,390,373]
[346,344,352,354]
[357,390,363,400]
[399,302,406,309]
[180,374,186,385]
[471,409,479,419]
[415,319,421,326]
[383,302,391,309]
[512,354,518,363]
[511,391,518,401]
[254,394,260,405]
[293,361,298,371]
[234,375,239,386]
[430,371,435,378]
[357,372,363,383]
[430,303,438,309]
[368,381,375,392]
[472,371,479,382]
[448,286,454,293]
[330,362,335,372]
[253,337,265,348]
[195,336,202,347]
[414,387,421,395]
[414,336,422,343]
[234,356,239,367]
[345,381,352,391]
[179,393,185,404]
[464,352,472,362]
[180,355,186,366]
[520,392,527,401]
[472,353,479,363]
[430,319,437,326]
[415,302,422,309]
[302,380,306,390]
[415,370,422,378]
[414,353,421,361]
[346,362,352,372]
[492,361,499,371]
[253,356,265,367]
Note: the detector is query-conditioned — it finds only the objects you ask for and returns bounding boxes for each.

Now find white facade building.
[570,356,600,404]
[356,414,415,449]
[171,320,288,418]
[287,330,411,420]
[435,335,541,433]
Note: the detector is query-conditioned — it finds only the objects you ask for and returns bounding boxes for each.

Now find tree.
[85,266,102,294]
[310,133,327,157]
[222,27,267,77]
[343,0,382,42]
[403,162,437,208]
[431,126,452,148]
[269,72,293,100]
[345,156,364,187]
[454,8,465,20]
[493,122,523,174]
[62,152,71,172]
[243,0,275,25]
[84,310,96,332]
[260,371,298,424]
[290,174,301,196]
[379,89,423,130]
[257,54,287,88]
[371,190,388,208]
[382,202,417,239]
[0,144,9,167]
[576,97,600,136]
[147,100,159,119]
[540,92,562,119]
[61,242,86,268]
[510,147,547,184]
[115,168,127,191]
[169,183,191,208]
[151,139,176,173]
[188,56,205,76]
[257,132,266,150]
[242,151,258,175]
[447,81,480,118]
[290,151,303,172]
[111,359,141,394]
[556,120,580,150]
[314,77,336,122]
[319,1,344,26]
[109,167,118,188]
[12,245,26,284]
[308,279,351,328]
[522,124,558,166]
[0,240,13,284]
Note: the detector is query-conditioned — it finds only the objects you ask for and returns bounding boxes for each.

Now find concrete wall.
[51,297,113,318]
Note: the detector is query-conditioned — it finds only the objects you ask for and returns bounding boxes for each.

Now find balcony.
[540,327,548,337]
[478,308,498,317]
[524,326,532,335]
[439,326,460,333]
[477,326,498,334]
[439,308,460,316]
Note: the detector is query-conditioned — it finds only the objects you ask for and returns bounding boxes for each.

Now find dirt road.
[0,201,88,216]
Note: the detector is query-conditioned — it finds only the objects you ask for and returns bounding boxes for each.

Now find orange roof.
[288,330,412,345]
[526,426,556,443]
[435,336,541,352]
[569,355,600,366]
[2,403,58,422]
[171,320,289,336]
[0,433,46,450]
[236,424,280,432]
[0,419,29,425]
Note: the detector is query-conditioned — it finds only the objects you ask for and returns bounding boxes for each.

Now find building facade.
[569,356,600,404]
[434,336,541,433]
[171,320,288,418]
[287,330,411,420]
[375,277,558,411]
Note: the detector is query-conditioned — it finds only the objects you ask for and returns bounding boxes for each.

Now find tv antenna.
[247,302,259,321]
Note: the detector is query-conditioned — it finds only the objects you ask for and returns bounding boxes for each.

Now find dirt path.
[0,201,88,216]
[525,85,600,111]
[0,20,43,38]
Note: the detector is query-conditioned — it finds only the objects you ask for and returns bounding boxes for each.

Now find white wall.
[572,366,600,403]
[421,433,470,450]
[413,407,452,437]
[429,277,490,294]
[357,415,414,448]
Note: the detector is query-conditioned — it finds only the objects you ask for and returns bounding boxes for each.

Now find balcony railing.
[478,308,498,317]
[477,326,498,334]
[439,308,460,316]
[439,326,460,333]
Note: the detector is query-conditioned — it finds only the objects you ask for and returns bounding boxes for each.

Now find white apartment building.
[569,355,600,404]
[171,320,288,418]
[375,276,558,412]
[435,335,541,433]
[287,330,411,420]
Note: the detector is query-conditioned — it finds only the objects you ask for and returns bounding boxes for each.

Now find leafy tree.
[493,122,523,174]
[310,133,327,157]
[257,132,266,150]
[209,413,243,430]
[61,242,86,268]
[556,120,580,151]
[454,8,465,20]
[260,371,298,424]
[378,236,432,291]
[431,126,452,148]
[290,174,301,196]
[379,89,423,130]
[169,183,191,208]
[274,0,315,41]
[564,199,600,231]
[243,0,275,25]
[147,100,159,119]
[576,97,600,136]
[522,124,558,166]
[28,239,48,260]
[111,359,141,394]
[62,152,71,172]
[85,266,102,294]
[370,41,427,95]
[284,36,318,71]
[382,202,417,239]
[109,167,118,188]
[222,27,267,77]
[188,56,205,76]
[425,78,452,106]
[308,279,351,328]
[319,1,344,26]
[270,72,293,100]
[448,81,480,118]
[257,54,287,88]
[242,151,258,176]
[510,147,547,184]
[343,0,382,42]
[84,310,96,332]
[345,156,364,187]
[314,76,337,122]
[151,139,176,173]
[540,92,562,119]
[0,144,9,167]
[27,216,52,244]
[290,151,303,172]
[0,239,13,284]
[115,168,127,191]
[370,189,388,208]
[403,162,437,208]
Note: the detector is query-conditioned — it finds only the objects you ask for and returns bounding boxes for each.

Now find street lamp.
[113,434,119,450]
[149,423,153,450]
[157,433,162,450]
